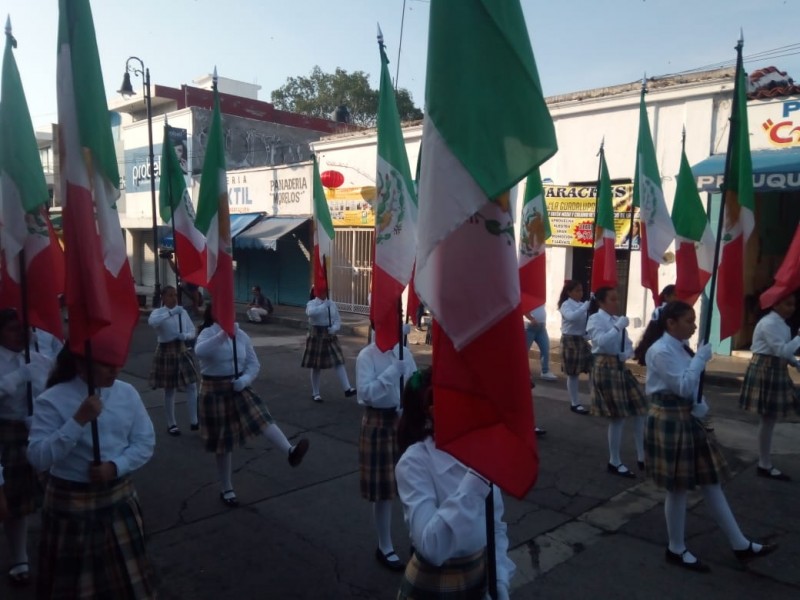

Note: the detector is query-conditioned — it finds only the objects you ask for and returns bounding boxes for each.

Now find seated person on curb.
[247,286,274,323]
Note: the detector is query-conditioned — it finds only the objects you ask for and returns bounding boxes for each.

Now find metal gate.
[331,228,373,314]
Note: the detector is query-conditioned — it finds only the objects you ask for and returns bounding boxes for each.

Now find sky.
[4,0,800,130]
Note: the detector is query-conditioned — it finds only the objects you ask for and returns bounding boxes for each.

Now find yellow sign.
[325,186,376,227]
[544,183,639,248]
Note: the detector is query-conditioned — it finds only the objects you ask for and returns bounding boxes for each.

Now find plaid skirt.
[199,377,274,454]
[148,340,199,390]
[359,407,399,502]
[397,549,486,600]
[0,418,41,517]
[739,353,800,418]
[560,334,592,376]
[645,392,729,491]
[37,476,155,600]
[301,326,345,369]
[590,355,648,418]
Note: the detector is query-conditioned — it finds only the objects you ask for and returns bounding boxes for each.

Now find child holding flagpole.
[587,287,648,477]
[557,280,592,414]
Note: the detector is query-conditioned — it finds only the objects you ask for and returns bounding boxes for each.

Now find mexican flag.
[372,27,417,351]
[57,0,138,366]
[633,88,675,304]
[591,152,618,292]
[716,41,754,341]
[195,74,234,336]
[159,124,207,286]
[312,155,334,298]
[672,143,714,306]
[760,223,800,309]
[0,19,64,340]
[518,169,550,314]
[415,0,557,499]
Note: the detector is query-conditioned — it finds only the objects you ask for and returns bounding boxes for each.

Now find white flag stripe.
[376,155,416,283]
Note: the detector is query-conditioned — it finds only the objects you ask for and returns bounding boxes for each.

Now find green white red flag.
[760,223,800,309]
[312,156,334,298]
[716,40,754,340]
[194,72,234,336]
[672,141,714,306]
[0,18,64,339]
[159,124,207,285]
[415,0,557,498]
[518,169,550,314]
[372,26,418,351]
[633,87,675,304]
[591,151,617,292]
[57,0,138,366]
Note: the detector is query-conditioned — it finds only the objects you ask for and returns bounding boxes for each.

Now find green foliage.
[270,66,423,127]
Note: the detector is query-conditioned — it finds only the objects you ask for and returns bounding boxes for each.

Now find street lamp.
[118,56,161,308]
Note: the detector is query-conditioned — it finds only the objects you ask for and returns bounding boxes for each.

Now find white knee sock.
[311,369,321,396]
[374,500,395,555]
[164,388,177,427]
[664,491,689,555]
[186,383,198,426]
[264,424,293,454]
[567,376,580,407]
[608,419,625,465]
[216,452,233,492]
[702,484,752,551]
[758,417,776,470]
[4,516,28,564]
[335,364,352,391]
[633,416,646,462]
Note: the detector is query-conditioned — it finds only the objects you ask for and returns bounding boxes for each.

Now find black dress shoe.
[190,423,199,431]
[344,388,357,398]
[757,466,791,481]
[665,549,710,573]
[535,427,547,436]
[637,460,645,471]
[607,463,636,478]
[733,542,778,563]
[570,404,589,415]
[375,548,406,572]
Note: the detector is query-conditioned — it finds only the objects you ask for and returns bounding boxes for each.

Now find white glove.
[615,316,629,330]
[691,398,709,419]
[232,378,246,392]
[16,364,33,384]
[178,333,188,342]
[327,326,337,334]
[618,351,630,362]
[581,301,591,310]
[695,343,713,363]
[393,357,405,373]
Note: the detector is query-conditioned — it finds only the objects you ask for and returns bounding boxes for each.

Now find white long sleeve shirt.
[644,333,703,400]
[27,377,155,482]
[396,437,515,593]
[148,305,196,343]
[587,309,632,356]
[750,311,800,363]
[30,328,64,361]
[0,347,52,421]
[306,298,341,333]
[194,324,259,386]
[559,298,589,336]
[525,305,546,325]
[356,342,418,409]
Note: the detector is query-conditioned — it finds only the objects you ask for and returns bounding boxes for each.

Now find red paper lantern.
[320,170,344,189]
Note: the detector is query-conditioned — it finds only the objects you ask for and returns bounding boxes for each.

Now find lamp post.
[118,56,161,308]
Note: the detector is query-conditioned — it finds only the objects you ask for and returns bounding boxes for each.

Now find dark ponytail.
[397,367,434,456]
[658,284,677,304]
[557,280,583,308]
[634,301,694,365]
[587,286,613,316]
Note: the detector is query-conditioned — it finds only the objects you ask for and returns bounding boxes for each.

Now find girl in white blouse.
[395,368,514,600]
[586,286,647,478]
[739,293,800,481]
[557,280,592,414]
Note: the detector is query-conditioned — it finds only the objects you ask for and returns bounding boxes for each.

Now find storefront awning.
[161,212,264,249]
[234,216,309,250]
[693,147,800,193]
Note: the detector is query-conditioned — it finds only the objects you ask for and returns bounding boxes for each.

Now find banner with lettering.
[544,183,639,248]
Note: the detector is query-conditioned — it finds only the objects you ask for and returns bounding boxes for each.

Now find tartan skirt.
[301,326,346,369]
[739,353,800,418]
[148,340,199,390]
[397,549,486,600]
[359,407,399,502]
[645,392,729,491]
[0,418,41,517]
[199,377,274,454]
[560,334,592,376]
[590,354,648,418]
[36,476,155,600]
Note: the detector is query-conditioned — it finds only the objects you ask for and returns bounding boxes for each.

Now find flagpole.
[18,250,34,415]
[697,37,745,404]
[84,339,101,464]
[587,139,605,306]
[486,483,498,599]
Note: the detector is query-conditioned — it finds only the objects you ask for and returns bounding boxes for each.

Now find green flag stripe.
[672,148,707,241]
[727,52,754,210]
[313,157,335,238]
[523,169,550,239]
[159,125,187,223]
[194,90,224,235]
[633,90,662,209]
[596,155,615,231]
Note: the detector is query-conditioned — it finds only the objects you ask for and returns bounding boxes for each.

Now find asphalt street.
[1,315,799,599]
